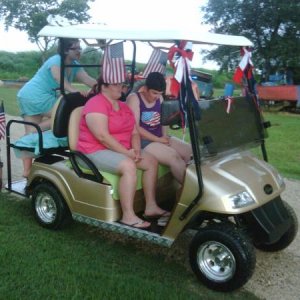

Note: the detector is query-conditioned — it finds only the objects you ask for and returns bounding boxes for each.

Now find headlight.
[275,172,285,187]
[229,191,255,209]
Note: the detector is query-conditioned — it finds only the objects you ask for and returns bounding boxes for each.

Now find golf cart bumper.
[243,196,291,244]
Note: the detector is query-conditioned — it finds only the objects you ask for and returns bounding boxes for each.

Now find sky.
[0,0,217,69]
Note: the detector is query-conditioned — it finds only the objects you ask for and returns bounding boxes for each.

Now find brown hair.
[91,75,109,94]
[57,38,80,54]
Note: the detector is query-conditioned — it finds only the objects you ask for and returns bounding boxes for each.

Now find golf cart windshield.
[197,96,266,159]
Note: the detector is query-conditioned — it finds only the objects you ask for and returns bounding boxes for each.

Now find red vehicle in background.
[257,71,300,112]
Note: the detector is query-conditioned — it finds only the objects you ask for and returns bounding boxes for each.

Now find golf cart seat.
[5,92,89,193]
[7,92,88,159]
[67,106,170,200]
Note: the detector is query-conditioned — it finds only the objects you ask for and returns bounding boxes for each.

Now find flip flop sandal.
[118,220,151,229]
[143,211,170,220]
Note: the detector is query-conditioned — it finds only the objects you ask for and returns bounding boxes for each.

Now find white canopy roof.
[38,22,253,47]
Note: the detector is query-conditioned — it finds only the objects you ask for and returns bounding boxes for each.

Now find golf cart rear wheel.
[254,201,298,252]
[189,223,256,292]
[32,182,71,230]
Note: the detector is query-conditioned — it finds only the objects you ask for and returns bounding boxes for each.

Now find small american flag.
[102,42,126,84]
[0,101,6,140]
[141,111,161,127]
[142,49,168,78]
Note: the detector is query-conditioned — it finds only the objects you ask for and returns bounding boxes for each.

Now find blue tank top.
[137,92,162,137]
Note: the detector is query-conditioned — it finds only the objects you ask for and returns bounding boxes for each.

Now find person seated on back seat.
[126,72,192,184]
[76,75,170,229]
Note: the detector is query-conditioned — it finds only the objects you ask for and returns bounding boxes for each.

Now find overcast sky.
[0,0,217,69]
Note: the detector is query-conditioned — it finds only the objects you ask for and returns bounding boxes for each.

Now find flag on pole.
[142,49,168,78]
[233,47,253,84]
[0,101,6,140]
[102,42,126,84]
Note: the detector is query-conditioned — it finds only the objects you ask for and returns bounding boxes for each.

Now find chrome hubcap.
[197,241,236,282]
[35,192,57,223]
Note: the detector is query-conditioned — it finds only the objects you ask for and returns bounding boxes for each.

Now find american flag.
[102,42,126,84]
[142,49,168,78]
[0,101,6,140]
[141,111,161,127]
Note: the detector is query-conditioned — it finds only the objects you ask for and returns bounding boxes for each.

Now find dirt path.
[244,178,300,300]
[1,114,299,299]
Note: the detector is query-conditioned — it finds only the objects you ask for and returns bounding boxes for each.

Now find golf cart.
[6,20,298,292]
[190,69,214,99]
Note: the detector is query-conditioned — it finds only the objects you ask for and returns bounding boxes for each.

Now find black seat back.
[52,92,88,138]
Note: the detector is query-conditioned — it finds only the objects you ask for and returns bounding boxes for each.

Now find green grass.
[0,85,21,116]
[0,84,88,116]
[255,112,300,180]
[0,193,258,299]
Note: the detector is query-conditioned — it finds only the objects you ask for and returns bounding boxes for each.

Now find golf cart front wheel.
[32,182,71,230]
[189,223,256,292]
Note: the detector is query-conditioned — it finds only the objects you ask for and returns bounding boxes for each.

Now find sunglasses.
[69,47,82,51]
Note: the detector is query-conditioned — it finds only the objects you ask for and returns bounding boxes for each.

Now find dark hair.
[145,72,166,92]
[91,75,109,94]
[57,38,80,54]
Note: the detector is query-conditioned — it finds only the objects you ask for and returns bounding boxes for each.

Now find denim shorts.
[141,139,152,149]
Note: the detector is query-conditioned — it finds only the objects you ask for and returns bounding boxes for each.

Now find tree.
[0,0,95,58]
[202,0,300,79]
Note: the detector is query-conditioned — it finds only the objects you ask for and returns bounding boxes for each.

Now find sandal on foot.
[118,220,151,229]
[143,211,170,220]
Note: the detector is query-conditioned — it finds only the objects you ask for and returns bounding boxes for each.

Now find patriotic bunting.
[233,47,253,84]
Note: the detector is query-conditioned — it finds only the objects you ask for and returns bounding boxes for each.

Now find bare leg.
[118,158,150,228]
[22,158,32,178]
[169,136,193,163]
[144,142,187,184]
[21,112,52,177]
[23,114,52,134]
[136,152,170,217]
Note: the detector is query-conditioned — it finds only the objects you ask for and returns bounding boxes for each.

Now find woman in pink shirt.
[77,76,169,229]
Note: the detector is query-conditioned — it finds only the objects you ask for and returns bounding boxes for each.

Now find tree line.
[0,48,235,89]
[202,0,300,82]
[0,47,102,80]
[1,0,299,83]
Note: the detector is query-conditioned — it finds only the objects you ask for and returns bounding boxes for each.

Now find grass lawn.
[0,85,21,116]
[256,112,300,180]
[0,192,259,299]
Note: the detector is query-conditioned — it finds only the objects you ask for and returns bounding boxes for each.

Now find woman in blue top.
[17,38,97,177]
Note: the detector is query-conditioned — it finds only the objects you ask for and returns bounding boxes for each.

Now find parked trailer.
[257,85,300,112]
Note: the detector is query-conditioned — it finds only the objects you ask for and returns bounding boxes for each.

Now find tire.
[32,182,71,230]
[189,223,256,292]
[254,201,298,252]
